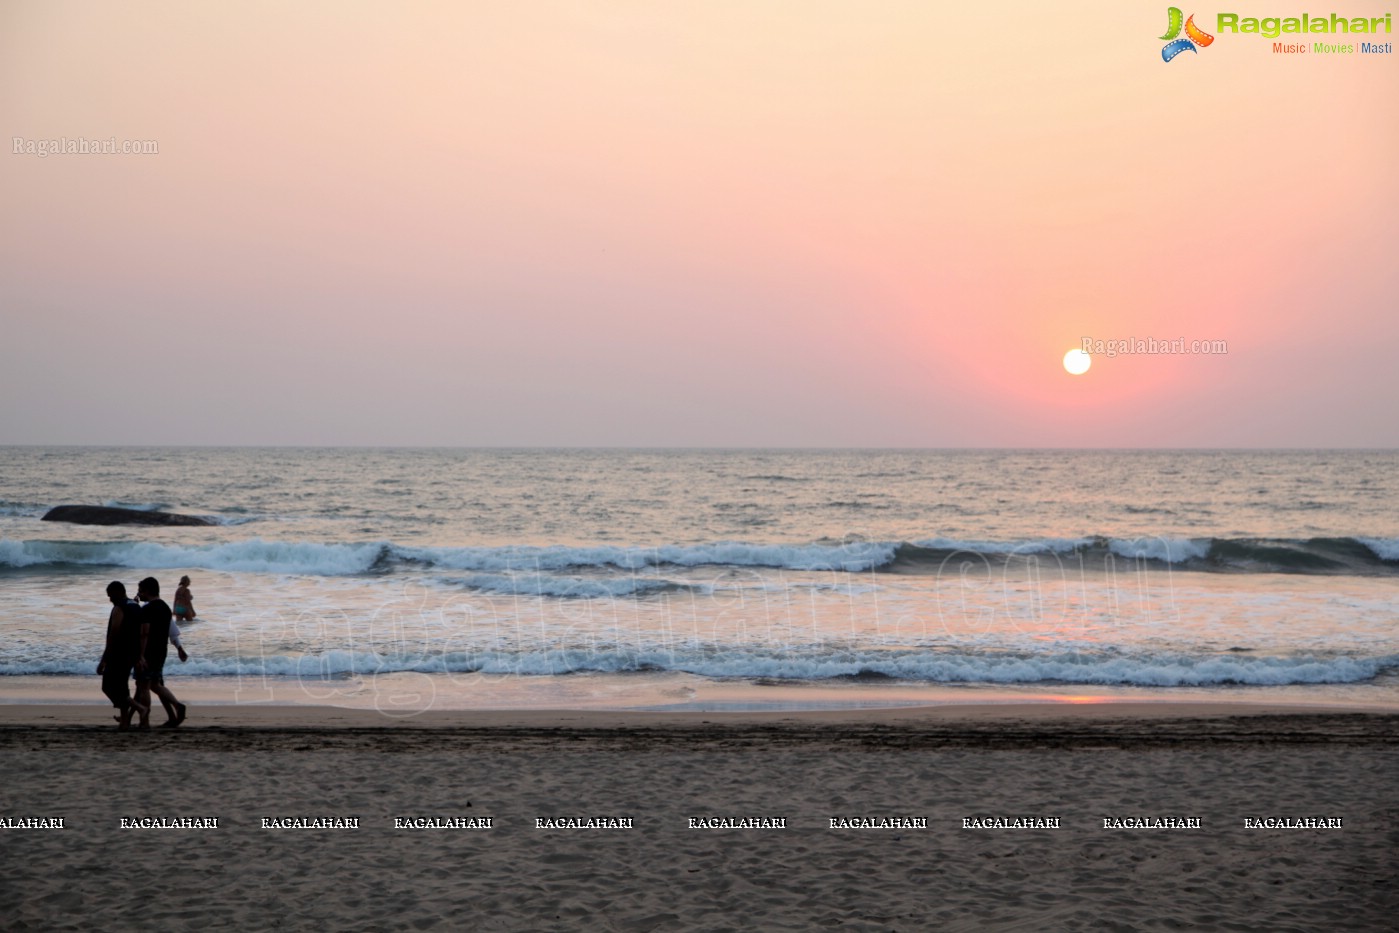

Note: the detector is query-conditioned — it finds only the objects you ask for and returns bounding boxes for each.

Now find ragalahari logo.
[1160,7,1215,60]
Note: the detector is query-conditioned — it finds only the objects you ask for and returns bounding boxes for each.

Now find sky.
[2,1,1396,447]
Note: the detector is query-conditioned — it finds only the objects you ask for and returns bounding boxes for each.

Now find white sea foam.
[1106,537,1211,563]
[1358,537,1399,561]
[0,539,49,568]
[6,649,1393,686]
[405,541,897,573]
[0,533,1390,579]
[0,538,389,575]
[913,537,1093,555]
[100,500,167,511]
[0,537,894,575]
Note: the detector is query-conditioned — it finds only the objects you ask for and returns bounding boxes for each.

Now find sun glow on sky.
[1,1,1396,446]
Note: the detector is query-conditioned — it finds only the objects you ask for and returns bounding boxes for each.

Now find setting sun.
[1063,349,1091,375]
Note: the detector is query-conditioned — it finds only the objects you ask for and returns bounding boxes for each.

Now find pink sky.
[2,1,1396,446]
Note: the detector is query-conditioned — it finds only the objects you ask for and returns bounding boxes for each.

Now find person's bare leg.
[133,684,152,730]
[153,684,185,726]
[153,683,178,721]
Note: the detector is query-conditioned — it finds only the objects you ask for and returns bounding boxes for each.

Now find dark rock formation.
[41,505,214,527]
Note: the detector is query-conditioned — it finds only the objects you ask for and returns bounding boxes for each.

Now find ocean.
[2,447,1396,711]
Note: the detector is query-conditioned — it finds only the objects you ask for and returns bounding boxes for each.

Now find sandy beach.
[4,703,1397,932]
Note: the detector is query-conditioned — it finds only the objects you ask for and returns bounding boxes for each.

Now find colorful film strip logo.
[1161,7,1215,60]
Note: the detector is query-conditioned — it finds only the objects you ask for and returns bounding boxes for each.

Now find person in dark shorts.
[136,577,187,728]
[97,581,147,731]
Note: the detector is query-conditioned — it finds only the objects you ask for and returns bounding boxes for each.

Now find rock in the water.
[41,505,214,527]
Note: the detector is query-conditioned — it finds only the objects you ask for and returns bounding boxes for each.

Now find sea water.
[2,448,1396,710]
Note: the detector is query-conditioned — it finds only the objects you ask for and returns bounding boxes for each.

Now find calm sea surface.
[2,448,1396,710]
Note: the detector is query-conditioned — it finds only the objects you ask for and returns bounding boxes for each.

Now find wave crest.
[5,648,1393,686]
[2,534,1396,578]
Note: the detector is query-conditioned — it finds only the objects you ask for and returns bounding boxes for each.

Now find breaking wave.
[2,534,1397,579]
[4,647,1395,687]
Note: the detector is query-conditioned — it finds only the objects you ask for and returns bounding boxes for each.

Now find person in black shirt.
[136,577,188,729]
[97,581,147,731]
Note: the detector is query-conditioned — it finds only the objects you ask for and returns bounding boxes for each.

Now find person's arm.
[137,613,149,671]
[97,606,120,673]
[170,619,189,662]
